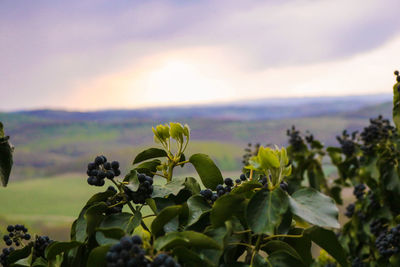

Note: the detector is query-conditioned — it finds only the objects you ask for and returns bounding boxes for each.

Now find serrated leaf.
[189,153,223,190]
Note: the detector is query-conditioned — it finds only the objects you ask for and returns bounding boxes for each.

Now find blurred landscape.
[0,94,392,240]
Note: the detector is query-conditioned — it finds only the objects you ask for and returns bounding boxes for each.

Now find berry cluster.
[3,225,30,247]
[360,116,395,153]
[33,235,53,258]
[87,156,121,186]
[351,257,366,267]
[375,225,400,258]
[152,253,180,267]
[345,203,355,218]
[367,191,380,210]
[106,236,149,267]
[125,174,154,204]
[353,184,366,200]
[287,126,305,152]
[370,219,387,237]
[0,247,14,266]
[336,130,358,157]
[200,176,247,203]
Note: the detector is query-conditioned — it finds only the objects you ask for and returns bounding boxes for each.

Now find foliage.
[1,121,344,266]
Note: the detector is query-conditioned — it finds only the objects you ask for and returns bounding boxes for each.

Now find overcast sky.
[1,0,400,111]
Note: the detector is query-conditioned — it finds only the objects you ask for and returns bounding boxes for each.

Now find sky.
[1,0,400,111]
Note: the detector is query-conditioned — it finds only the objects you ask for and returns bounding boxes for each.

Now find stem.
[126,201,150,233]
[261,232,304,243]
[175,160,189,166]
[250,169,254,180]
[167,162,174,182]
[108,201,126,208]
[151,172,168,179]
[250,235,262,266]
[228,242,254,248]
[233,230,252,235]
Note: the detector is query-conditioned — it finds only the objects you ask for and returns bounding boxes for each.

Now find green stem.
[126,201,150,233]
[175,160,189,166]
[261,232,304,244]
[151,172,168,179]
[228,242,254,248]
[250,235,262,266]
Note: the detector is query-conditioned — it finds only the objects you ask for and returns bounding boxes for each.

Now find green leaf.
[268,251,305,267]
[261,240,304,265]
[211,193,246,227]
[6,244,32,265]
[134,159,161,177]
[187,195,211,226]
[231,180,262,194]
[246,188,289,235]
[85,202,108,236]
[152,178,186,198]
[100,212,141,234]
[258,146,280,169]
[305,226,349,267]
[87,245,111,267]
[154,231,221,251]
[170,122,184,142]
[0,124,13,187]
[393,81,400,131]
[132,148,168,165]
[95,228,126,245]
[151,205,182,237]
[189,153,223,190]
[173,247,213,266]
[289,188,340,228]
[183,177,201,195]
[45,241,82,260]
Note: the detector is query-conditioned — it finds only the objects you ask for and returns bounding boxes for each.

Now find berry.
[235,179,241,184]
[345,203,355,218]
[216,184,224,191]
[104,162,112,170]
[6,225,14,232]
[280,181,289,192]
[34,235,53,258]
[353,184,366,200]
[151,253,180,267]
[23,234,31,240]
[0,247,15,266]
[111,161,120,170]
[107,186,117,193]
[95,156,104,165]
[88,162,96,170]
[124,174,154,204]
[5,239,12,246]
[224,178,234,187]
[106,236,149,267]
[395,70,399,76]
[240,174,247,181]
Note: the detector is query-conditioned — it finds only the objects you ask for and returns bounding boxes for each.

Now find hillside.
[0,95,393,181]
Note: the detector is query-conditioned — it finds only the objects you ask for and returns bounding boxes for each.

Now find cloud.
[0,0,399,110]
